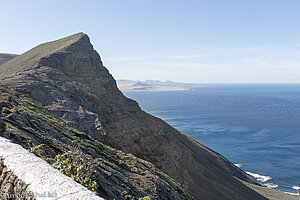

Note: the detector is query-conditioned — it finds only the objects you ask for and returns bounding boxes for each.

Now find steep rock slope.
[0,88,192,200]
[0,33,267,200]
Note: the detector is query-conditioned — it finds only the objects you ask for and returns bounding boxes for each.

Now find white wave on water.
[284,186,300,196]
[293,186,300,190]
[284,191,299,195]
[234,163,276,188]
[245,171,279,189]
[234,163,242,168]
[245,171,272,183]
[234,164,299,193]
[263,183,278,189]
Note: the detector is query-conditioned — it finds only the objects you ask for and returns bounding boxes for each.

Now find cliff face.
[0,88,192,200]
[0,33,267,200]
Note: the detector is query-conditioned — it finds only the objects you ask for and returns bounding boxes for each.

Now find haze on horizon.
[1,0,300,83]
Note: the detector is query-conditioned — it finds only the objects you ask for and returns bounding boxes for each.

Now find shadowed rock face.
[0,33,267,200]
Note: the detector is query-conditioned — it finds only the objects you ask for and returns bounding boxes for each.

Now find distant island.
[117,79,203,92]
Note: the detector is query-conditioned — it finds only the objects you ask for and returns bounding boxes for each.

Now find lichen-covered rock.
[0,88,193,200]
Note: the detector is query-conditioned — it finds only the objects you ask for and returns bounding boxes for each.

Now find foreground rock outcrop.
[0,137,104,200]
[0,158,35,200]
[0,88,192,200]
[0,33,267,200]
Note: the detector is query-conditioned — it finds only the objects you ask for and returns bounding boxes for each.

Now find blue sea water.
[125,84,300,194]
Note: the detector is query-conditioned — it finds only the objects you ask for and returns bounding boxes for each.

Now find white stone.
[0,137,104,200]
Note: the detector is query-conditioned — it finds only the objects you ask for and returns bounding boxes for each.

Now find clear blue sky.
[1,0,300,83]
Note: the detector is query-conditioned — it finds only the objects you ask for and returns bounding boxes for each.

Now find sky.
[1,0,300,83]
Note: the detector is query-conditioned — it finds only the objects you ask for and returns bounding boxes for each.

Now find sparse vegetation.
[51,145,98,192]
[27,144,44,157]
[138,197,150,200]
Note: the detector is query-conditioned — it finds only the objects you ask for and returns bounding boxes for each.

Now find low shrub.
[51,145,98,192]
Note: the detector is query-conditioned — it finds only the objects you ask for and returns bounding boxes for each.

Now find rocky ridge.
[0,33,267,200]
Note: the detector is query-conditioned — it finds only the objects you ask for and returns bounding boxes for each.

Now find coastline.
[240,180,300,200]
[234,164,300,198]
[124,87,300,199]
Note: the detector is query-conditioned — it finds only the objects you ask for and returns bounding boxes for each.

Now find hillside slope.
[0,53,18,65]
[0,88,192,200]
[0,33,267,200]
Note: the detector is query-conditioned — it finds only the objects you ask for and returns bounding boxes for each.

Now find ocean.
[125,84,300,194]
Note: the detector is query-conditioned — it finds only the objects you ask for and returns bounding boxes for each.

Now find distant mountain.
[117,79,203,92]
[132,82,152,87]
[0,53,18,65]
[117,79,137,85]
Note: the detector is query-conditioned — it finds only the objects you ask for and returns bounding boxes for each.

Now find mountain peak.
[0,32,93,79]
